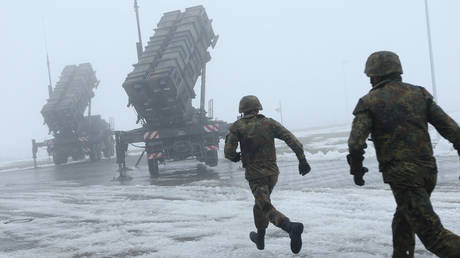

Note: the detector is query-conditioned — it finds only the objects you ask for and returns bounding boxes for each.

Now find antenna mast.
[134,0,143,60]
[42,19,53,98]
[424,0,438,101]
[46,52,53,98]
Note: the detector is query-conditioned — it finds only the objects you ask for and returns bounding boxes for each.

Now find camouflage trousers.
[390,174,460,258]
[248,175,287,229]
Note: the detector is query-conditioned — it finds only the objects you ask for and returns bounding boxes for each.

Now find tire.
[148,158,159,177]
[53,150,68,165]
[103,136,115,158]
[71,151,85,161]
[103,148,114,158]
[89,146,102,162]
[97,149,102,160]
[89,152,96,161]
[204,150,218,167]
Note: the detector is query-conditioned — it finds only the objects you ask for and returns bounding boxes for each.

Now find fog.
[1,0,459,161]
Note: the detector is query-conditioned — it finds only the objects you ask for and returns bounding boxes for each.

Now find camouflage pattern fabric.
[348,78,460,185]
[348,78,460,257]
[391,176,460,258]
[248,175,287,229]
[224,114,305,180]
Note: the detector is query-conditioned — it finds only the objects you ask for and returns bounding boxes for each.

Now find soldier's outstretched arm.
[347,101,372,186]
[271,119,305,160]
[424,89,460,151]
[224,130,241,162]
[270,119,310,175]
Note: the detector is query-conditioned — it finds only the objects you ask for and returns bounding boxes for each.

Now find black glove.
[353,167,368,186]
[230,152,241,162]
[298,158,311,176]
[346,154,368,186]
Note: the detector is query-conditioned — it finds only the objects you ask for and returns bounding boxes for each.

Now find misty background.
[0,0,459,161]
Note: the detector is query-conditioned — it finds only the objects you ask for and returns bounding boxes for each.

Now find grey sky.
[1,0,459,160]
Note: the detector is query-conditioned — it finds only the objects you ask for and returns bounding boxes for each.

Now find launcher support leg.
[32,139,38,168]
[135,150,145,168]
[115,132,128,175]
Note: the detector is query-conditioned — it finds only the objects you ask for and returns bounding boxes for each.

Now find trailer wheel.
[53,150,68,165]
[103,146,114,158]
[205,150,218,167]
[72,152,85,161]
[89,146,102,162]
[103,136,115,158]
[148,158,159,177]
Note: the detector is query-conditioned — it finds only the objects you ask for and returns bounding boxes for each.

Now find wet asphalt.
[0,154,459,256]
[1,154,459,198]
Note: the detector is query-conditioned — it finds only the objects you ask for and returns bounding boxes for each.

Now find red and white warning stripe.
[144,131,159,141]
[204,124,220,133]
[83,147,91,153]
[147,152,163,159]
[79,136,89,142]
[204,145,219,151]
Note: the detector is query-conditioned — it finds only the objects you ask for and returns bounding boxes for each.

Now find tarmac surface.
[0,154,459,257]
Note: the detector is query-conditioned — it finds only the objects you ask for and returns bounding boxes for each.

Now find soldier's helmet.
[239,95,263,113]
[364,51,403,77]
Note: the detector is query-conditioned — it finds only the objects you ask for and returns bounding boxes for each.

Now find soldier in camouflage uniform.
[224,95,311,254]
[348,51,460,258]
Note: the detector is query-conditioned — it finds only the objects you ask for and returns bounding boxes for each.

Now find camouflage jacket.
[224,114,305,180]
[348,78,460,186]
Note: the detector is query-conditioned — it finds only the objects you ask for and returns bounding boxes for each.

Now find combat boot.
[249,228,265,250]
[281,218,304,254]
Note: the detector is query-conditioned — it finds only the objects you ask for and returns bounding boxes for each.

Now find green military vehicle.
[33,63,114,166]
[115,5,228,177]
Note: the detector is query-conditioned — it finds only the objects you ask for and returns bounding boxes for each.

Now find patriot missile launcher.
[115,4,228,177]
[33,63,114,166]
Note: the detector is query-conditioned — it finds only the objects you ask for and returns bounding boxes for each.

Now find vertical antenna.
[134,0,143,60]
[109,117,115,130]
[46,53,53,98]
[424,0,438,101]
[279,101,284,125]
[42,18,53,98]
[208,99,214,119]
[275,101,284,125]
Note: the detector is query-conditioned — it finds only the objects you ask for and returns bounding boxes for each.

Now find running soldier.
[348,51,460,257]
[224,95,311,254]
